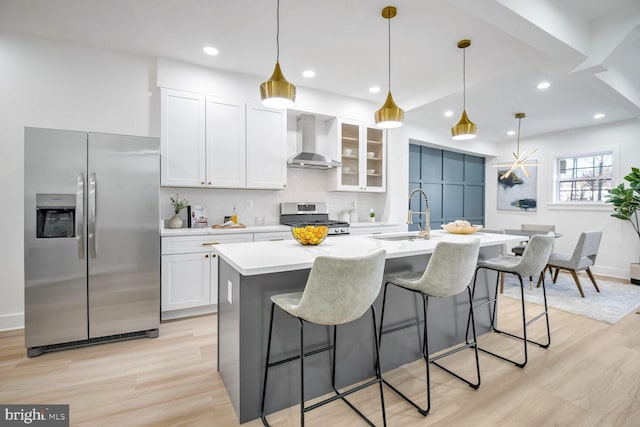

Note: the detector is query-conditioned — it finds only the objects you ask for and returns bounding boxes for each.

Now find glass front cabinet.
[334,119,386,192]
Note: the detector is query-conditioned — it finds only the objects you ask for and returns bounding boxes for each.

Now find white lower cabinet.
[349,224,406,236]
[161,252,211,312]
[252,231,294,242]
[161,233,252,320]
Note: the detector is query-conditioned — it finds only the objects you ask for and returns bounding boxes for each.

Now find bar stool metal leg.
[432,287,481,389]
[261,303,387,427]
[260,303,276,426]
[469,266,551,369]
[378,284,430,416]
[379,282,481,417]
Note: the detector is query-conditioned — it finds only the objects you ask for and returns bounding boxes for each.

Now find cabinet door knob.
[205,254,209,258]
[201,181,205,185]
[212,254,217,257]
[208,182,212,185]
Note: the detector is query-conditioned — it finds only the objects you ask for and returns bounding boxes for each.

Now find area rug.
[500,273,640,324]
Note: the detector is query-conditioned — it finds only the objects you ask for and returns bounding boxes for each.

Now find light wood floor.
[1,276,639,426]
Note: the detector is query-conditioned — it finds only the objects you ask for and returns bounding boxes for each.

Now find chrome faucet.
[408,188,430,239]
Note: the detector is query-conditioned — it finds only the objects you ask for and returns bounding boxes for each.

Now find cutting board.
[212,223,247,229]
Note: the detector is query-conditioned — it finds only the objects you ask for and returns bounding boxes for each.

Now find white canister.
[349,211,358,224]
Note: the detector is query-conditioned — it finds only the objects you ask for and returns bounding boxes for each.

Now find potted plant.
[168,193,188,229]
[369,208,375,223]
[606,166,640,284]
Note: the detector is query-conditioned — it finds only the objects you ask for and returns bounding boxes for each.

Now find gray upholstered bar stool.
[260,249,387,427]
[470,233,554,368]
[378,239,481,417]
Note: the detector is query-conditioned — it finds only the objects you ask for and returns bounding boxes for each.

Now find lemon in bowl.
[291,225,329,246]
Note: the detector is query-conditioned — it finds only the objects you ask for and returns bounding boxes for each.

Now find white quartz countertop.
[349,222,404,228]
[215,230,524,276]
[161,224,290,237]
[161,222,403,236]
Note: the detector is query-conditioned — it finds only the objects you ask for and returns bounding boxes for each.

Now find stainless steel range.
[280,202,350,235]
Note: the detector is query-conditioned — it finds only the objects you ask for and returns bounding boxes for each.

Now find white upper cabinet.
[161,89,287,189]
[206,97,246,188]
[161,88,206,187]
[246,103,287,189]
[334,119,386,192]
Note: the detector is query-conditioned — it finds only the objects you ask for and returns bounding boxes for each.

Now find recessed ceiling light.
[444,110,454,117]
[302,70,315,78]
[507,130,516,136]
[593,113,605,119]
[203,46,219,56]
[537,81,551,89]
[369,86,381,94]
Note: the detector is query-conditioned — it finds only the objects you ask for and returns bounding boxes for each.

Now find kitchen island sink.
[215,230,523,423]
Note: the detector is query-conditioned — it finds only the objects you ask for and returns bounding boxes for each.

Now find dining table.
[504,229,563,239]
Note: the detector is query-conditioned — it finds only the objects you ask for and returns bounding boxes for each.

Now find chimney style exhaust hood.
[288,114,342,169]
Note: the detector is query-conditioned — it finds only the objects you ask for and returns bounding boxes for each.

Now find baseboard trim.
[0,312,24,332]
[161,305,217,321]
[592,266,630,280]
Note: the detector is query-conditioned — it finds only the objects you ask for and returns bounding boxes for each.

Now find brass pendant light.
[375,6,404,129]
[260,0,296,109]
[494,113,540,179]
[451,39,477,140]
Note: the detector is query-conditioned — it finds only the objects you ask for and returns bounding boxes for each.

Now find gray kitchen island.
[215,230,523,423]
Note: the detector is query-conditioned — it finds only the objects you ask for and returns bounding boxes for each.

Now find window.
[555,152,613,202]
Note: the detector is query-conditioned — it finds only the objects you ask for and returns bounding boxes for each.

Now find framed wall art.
[497,164,537,211]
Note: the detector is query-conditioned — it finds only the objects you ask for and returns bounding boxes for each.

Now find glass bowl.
[291,225,329,246]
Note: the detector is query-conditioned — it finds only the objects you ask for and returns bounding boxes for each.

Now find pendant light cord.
[516,116,522,153]
[276,0,280,63]
[388,16,391,91]
[462,47,466,110]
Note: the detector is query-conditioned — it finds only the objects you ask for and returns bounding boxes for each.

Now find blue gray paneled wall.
[408,143,485,231]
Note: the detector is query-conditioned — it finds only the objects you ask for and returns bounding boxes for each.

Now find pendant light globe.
[260,62,296,109]
[375,6,404,128]
[375,91,404,128]
[260,0,296,109]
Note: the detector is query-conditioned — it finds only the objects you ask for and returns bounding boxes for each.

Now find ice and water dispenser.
[36,194,76,238]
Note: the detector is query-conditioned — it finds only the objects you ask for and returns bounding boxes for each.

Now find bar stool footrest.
[382,378,430,417]
[429,342,481,389]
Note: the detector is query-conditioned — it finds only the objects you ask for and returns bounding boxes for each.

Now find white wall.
[386,120,500,224]
[156,57,390,226]
[4,32,637,331]
[0,35,390,330]
[0,33,159,331]
[388,117,640,280]
[484,119,640,279]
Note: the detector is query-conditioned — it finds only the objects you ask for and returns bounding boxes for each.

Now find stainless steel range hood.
[288,114,342,169]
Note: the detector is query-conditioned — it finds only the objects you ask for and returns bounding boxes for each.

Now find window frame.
[548,144,620,211]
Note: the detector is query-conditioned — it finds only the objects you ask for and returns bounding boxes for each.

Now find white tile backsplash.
[160,168,386,227]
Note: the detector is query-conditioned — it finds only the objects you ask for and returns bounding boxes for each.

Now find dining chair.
[378,239,481,416]
[511,224,556,256]
[260,249,387,427]
[542,231,603,298]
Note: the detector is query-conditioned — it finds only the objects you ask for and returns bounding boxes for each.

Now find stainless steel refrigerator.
[24,127,160,357]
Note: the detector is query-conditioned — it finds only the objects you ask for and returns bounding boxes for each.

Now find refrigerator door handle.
[76,173,85,259]
[88,172,97,258]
